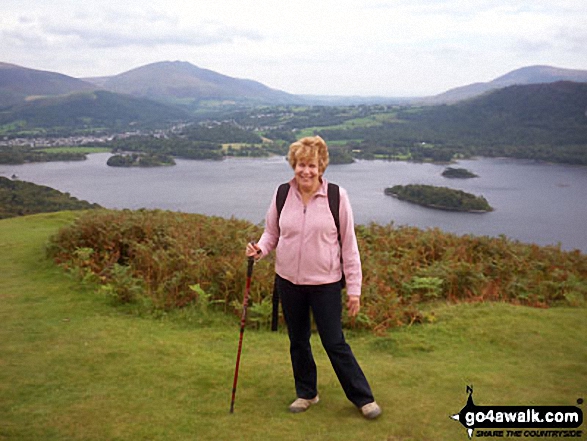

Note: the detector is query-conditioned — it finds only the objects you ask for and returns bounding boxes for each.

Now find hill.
[0,176,101,218]
[316,81,587,164]
[83,60,299,107]
[422,65,587,104]
[0,90,189,131]
[0,62,96,108]
[404,81,587,145]
[2,211,585,440]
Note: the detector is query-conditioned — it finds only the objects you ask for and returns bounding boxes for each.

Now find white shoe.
[289,396,319,413]
[361,401,382,419]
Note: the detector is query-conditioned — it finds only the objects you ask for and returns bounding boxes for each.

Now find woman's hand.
[245,242,262,260]
[346,295,360,317]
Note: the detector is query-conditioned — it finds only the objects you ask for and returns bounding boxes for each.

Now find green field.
[1,212,585,440]
[295,112,400,140]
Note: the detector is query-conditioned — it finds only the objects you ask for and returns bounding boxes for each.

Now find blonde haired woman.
[246,136,381,419]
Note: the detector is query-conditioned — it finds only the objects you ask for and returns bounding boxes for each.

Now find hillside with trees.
[313,82,587,165]
[2,62,587,166]
[0,177,100,218]
[0,91,189,131]
[0,146,87,164]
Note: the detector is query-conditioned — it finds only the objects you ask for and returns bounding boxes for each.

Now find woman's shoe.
[361,401,382,419]
[289,396,319,413]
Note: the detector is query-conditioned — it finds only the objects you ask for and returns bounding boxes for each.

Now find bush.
[47,210,587,332]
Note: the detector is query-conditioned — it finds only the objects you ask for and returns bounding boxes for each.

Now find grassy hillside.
[0,62,96,107]
[1,212,586,440]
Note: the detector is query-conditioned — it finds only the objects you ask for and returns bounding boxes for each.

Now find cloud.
[2,8,263,50]
[43,22,260,48]
[1,0,586,95]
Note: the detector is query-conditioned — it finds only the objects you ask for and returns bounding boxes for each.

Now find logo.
[451,386,584,439]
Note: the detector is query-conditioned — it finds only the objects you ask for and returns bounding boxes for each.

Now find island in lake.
[441,167,478,178]
[107,153,175,167]
[385,184,493,212]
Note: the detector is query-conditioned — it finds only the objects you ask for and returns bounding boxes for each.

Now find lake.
[2,153,586,252]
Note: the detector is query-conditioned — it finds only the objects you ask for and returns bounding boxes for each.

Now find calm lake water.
[2,153,586,252]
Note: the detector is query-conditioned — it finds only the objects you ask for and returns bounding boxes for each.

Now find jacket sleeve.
[256,187,280,257]
[339,187,363,296]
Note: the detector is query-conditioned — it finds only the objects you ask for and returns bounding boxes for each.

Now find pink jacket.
[257,178,363,296]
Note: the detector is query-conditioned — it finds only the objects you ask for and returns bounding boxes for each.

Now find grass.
[296,112,402,139]
[1,212,586,441]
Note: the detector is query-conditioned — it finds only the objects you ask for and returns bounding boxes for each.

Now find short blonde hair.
[287,136,329,175]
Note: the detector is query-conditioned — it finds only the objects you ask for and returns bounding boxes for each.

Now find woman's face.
[294,156,321,193]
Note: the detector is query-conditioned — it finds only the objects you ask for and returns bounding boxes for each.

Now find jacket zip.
[296,203,307,283]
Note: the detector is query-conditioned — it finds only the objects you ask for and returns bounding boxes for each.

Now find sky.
[1,0,586,97]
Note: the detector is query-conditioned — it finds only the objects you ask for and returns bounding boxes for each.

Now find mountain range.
[1,60,586,131]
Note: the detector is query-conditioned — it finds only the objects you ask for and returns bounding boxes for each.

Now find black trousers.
[276,275,375,408]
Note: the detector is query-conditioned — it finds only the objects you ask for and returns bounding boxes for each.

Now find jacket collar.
[289,176,328,198]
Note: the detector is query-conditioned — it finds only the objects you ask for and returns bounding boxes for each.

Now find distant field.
[296,111,401,139]
[36,146,111,154]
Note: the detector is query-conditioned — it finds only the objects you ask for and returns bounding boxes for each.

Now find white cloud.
[0,0,586,95]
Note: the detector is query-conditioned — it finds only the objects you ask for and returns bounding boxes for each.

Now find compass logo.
[450,386,583,439]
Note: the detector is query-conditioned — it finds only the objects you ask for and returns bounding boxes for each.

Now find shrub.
[47,210,587,332]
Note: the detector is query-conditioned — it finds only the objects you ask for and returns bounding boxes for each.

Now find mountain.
[421,65,587,104]
[400,81,587,148]
[0,62,96,108]
[83,61,299,106]
[313,81,587,164]
[0,90,189,130]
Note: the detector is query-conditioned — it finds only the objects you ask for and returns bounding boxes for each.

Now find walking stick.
[229,253,255,413]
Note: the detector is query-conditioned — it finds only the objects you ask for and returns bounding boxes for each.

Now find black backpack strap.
[272,183,289,331]
[327,183,345,288]
[327,183,340,237]
[276,183,290,221]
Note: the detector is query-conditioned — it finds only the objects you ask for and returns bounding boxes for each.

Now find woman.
[246,136,381,419]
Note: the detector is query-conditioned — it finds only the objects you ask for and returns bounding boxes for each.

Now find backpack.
[271,182,344,331]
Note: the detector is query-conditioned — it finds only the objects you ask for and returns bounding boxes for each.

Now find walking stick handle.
[247,255,254,278]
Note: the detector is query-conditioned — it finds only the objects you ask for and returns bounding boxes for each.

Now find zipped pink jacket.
[257,177,363,296]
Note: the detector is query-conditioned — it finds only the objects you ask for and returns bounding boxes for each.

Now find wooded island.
[385,184,493,212]
[441,167,478,178]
